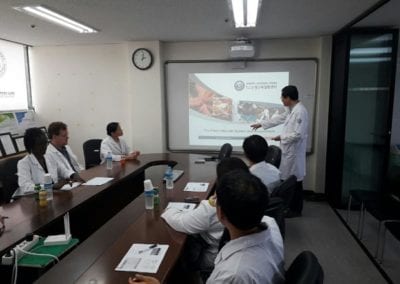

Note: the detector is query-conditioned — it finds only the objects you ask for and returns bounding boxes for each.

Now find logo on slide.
[0,51,6,78]
[234,80,245,91]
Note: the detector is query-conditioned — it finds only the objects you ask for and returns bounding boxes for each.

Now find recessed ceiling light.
[14,5,98,33]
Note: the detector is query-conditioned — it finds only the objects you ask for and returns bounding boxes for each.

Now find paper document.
[184,182,209,192]
[166,202,196,211]
[115,243,169,273]
[83,177,114,186]
[60,182,82,190]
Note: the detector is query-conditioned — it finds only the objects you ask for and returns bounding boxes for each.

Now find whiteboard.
[165,59,317,153]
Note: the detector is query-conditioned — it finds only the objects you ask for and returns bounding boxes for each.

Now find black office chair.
[266,145,282,168]
[285,251,324,284]
[83,139,102,169]
[217,143,232,160]
[0,155,24,203]
[265,197,286,238]
[271,175,297,214]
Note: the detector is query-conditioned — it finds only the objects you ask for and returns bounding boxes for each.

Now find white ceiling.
[0,0,397,46]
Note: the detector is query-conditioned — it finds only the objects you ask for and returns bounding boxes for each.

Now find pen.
[138,244,157,254]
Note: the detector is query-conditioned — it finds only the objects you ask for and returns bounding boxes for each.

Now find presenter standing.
[251,85,308,217]
[101,122,140,162]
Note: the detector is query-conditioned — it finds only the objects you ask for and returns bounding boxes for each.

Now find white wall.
[30,36,331,192]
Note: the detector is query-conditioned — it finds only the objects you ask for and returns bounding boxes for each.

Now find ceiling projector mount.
[229,38,255,58]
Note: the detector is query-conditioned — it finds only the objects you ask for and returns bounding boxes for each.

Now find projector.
[229,40,255,58]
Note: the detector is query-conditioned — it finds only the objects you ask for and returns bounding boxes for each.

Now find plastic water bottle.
[144,179,154,210]
[43,173,53,201]
[165,166,174,190]
[106,152,113,170]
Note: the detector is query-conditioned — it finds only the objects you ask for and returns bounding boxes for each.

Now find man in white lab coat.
[251,85,308,216]
[46,122,83,173]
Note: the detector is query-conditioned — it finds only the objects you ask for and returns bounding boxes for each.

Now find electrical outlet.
[1,235,40,265]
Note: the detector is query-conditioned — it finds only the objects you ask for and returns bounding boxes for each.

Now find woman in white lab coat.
[251,85,308,216]
[100,122,140,162]
[17,127,82,195]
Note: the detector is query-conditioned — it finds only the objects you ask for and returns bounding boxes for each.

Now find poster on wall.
[0,110,38,135]
[0,39,29,111]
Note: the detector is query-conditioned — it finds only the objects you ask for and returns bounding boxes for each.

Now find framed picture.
[0,132,17,156]
[13,135,26,152]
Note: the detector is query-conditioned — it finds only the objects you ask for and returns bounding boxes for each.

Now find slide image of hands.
[189,83,232,121]
[237,101,284,123]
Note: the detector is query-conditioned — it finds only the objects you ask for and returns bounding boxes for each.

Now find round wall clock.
[132,48,153,70]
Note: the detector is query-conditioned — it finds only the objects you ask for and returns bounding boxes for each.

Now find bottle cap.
[44,173,52,184]
[144,179,153,191]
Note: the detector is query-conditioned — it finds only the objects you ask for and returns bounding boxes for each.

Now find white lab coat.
[46,143,83,173]
[250,161,281,194]
[260,102,308,181]
[16,154,75,195]
[100,136,131,162]
[161,200,224,269]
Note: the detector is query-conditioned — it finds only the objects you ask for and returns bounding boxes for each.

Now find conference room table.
[0,153,217,283]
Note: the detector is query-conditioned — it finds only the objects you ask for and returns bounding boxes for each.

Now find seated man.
[46,122,83,173]
[161,157,249,274]
[130,170,285,284]
[243,134,281,193]
[17,127,82,195]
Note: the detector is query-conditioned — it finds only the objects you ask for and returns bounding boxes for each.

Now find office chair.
[0,156,23,203]
[266,145,282,168]
[217,143,232,160]
[265,197,286,238]
[271,175,297,213]
[83,139,102,169]
[285,251,324,284]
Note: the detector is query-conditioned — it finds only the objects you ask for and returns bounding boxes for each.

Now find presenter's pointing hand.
[250,123,261,130]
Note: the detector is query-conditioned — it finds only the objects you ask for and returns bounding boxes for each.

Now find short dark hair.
[24,127,47,153]
[216,157,249,180]
[216,170,269,230]
[281,85,299,100]
[106,122,119,136]
[242,135,268,163]
[48,122,67,139]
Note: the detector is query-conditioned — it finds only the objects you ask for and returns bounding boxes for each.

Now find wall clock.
[132,48,153,70]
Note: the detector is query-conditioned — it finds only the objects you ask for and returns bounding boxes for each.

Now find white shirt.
[16,154,75,195]
[260,102,308,181]
[100,136,131,162]
[207,216,285,284]
[46,143,83,173]
[250,161,281,193]
[161,200,224,268]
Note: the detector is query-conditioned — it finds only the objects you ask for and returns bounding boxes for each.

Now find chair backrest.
[0,155,24,203]
[266,145,282,168]
[83,139,102,169]
[285,251,324,284]
[271,175,297,209]
[218,143,233,160]
[265,197,286,238]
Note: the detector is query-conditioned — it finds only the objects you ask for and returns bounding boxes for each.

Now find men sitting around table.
[161,157,249,278]
[17,127,83,195]
[243,134,281,194]
[130,170,284,284]
[100,122,140,162]
[46,121,83,173]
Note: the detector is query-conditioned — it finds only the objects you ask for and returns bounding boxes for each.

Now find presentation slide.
[166,60,316,153]
[188,72,288,147]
